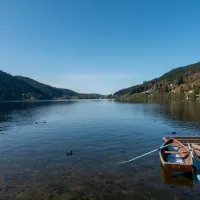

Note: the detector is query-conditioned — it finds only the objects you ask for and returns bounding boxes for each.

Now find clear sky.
[0,0,200,94]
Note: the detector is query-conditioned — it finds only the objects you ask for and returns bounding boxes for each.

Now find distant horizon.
[1,1,200,94]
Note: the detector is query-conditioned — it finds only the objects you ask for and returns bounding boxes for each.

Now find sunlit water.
[0,100,200,199]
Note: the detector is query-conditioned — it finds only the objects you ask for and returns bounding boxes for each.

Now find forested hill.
[0,70,50,101]
[0,70,105,101]
[15,77,104,99]
[16,76,78,98]
[114,61,200,96]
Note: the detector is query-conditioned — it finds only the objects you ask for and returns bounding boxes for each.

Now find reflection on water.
[170,101,200,122]
[160,163,193,187]
[0,100,200,199]
[121,99,200,135]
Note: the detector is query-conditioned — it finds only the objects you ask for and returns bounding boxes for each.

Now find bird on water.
[66,150,73,156]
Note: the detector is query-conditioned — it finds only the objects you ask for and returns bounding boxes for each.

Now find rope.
[119,144,170,164]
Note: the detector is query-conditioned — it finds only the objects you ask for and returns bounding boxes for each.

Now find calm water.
[0,100,200,199]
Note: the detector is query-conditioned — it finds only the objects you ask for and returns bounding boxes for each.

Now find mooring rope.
[119,144,170,164]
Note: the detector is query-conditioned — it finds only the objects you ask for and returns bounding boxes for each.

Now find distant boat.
[160,138,193,173]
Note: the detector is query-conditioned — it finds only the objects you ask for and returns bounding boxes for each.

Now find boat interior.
[161,139,191,164]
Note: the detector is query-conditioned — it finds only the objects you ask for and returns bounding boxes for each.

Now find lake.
[0,100,200,200]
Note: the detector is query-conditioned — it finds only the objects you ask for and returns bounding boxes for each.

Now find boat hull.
[160,156,192,172]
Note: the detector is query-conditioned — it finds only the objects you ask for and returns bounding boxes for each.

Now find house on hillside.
[187,90,196,100]
[196,93,200,100]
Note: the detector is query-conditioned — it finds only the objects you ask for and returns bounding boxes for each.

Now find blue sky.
[0,0,200,94]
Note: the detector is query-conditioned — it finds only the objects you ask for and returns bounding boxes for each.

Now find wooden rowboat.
[159,138,193,173]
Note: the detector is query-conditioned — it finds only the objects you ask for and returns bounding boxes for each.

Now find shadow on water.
[160,163,193,187]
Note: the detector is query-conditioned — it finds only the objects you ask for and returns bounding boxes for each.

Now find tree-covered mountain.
[114,61,200,99]
[15,76,104,99]
[0,71,50,101]
[0,70,105,101]
[16,76,78,98]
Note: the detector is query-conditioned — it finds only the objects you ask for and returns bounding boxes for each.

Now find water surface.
[0,100,200,199]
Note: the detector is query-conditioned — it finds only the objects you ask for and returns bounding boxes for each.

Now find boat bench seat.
[164,151,178,154]
[164,151,187,154]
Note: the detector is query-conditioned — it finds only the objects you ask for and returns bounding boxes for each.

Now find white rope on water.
[119,144,170,164]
